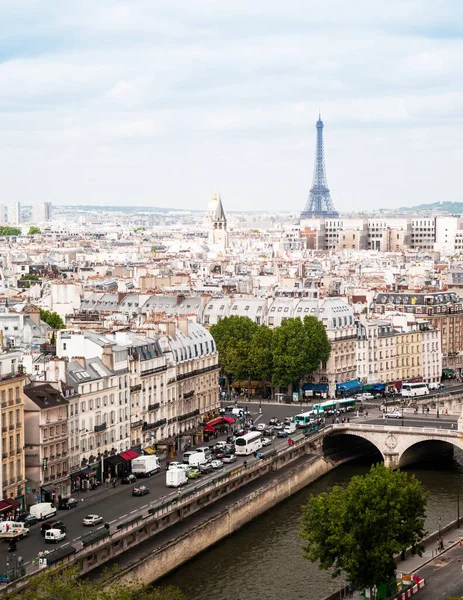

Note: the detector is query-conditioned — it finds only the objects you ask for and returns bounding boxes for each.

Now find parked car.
[186,468,201,480]
[222,454,236,464]
[83,514,103,527]
[199,462,214,474]
[132,485,150,496]
[59,497,79,510]
[41,521,66,536]
[385,410,403,419]
[121,473,137,484]
[261,437,272,447]
[210,459,223,469]
[20,513,37,526]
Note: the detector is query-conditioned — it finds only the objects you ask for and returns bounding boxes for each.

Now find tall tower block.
[300,115,338,219]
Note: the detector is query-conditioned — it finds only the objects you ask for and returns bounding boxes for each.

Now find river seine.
[157,451,463,600]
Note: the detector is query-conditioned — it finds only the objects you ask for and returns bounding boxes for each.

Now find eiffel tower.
[301,115,339,219]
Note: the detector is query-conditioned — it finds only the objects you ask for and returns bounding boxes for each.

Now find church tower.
[207,192,229,248]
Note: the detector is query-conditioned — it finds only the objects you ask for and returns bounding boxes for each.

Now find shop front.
[0,498,22,521]
[70,464,101,493]
[303,383,329,399]
[119,449,140,475]
[103,455,124,479]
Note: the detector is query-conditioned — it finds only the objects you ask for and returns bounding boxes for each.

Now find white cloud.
[0,0,463,211]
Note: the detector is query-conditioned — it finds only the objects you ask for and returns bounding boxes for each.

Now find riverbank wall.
[112,454,336,586]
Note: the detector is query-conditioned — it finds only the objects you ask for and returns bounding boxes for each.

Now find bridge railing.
[332,423,459,436]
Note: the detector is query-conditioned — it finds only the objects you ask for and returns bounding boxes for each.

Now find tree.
[300,464,427,599]
[18,274,40,288]
[248,324,274,383]
[40,309,65,329]
[28,226,42,235]
[271,318,309,387]
[5,564,185,600]
[302,315,331,373]
[210,316,258,381]
[0,226,21,236]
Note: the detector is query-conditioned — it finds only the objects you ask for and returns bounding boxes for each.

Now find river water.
[156,452,463,600]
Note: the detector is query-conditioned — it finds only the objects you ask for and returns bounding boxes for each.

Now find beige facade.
[0,352,26,508]
[356,319,397,384]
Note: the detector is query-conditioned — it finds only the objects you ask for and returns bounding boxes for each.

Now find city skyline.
[1,1,463,212]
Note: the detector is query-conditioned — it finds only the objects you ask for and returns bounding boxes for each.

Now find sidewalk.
[396,526,463,575]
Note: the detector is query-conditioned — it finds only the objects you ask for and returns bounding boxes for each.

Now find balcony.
[183,391,194,399]
[147,402,160,411]
[2,452,7,459]
[131,419,143,429]
[141,366,166,377]
[1,426,6,433]
[130,384,141,393]
[8,424,14,431]
[94,423,107,433]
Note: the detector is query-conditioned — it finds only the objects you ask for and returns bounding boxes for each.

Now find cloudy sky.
[1,0,463,213]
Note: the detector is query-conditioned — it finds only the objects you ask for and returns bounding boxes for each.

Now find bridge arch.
[325,424,463,470]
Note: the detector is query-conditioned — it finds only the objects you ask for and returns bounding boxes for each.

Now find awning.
[119,449,139,461]
[303,383,329,391]
[231,380,265,389]
[373,384,386,391]
[5,498,20,509]
[206,417,223,427]
[336,379,364,392]
[104,455,124,467]
[203,424,215,433]
[443,368,455,374]
[144,447,156,455]
[82,466,98,477]
[222,417,235,424]
[0,500,11,513]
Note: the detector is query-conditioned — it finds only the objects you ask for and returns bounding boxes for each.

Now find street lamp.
[458,485,460,528]
[438,516,442,541]
[259,396,262,415]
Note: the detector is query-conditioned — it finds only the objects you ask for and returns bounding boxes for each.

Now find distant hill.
[400,201,463,213]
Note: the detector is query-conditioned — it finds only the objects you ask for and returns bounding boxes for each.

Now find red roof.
[119,449,139,461]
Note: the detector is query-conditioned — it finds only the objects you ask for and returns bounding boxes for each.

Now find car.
[214,449,225,459]
[284,417,292,425]
[256,423,266,431]
[269,418,278,425]
[234,429,245,437]
[210,459,223,469]
[225,405,235,411]
[226,435,236,444]
[273,423,284,430]
[83,514,103,527]
[199,462,214,474]
[132,485,150,496]
[121,473,137,484]
[41,520,66,536]
[385,410,403,419]
[222,454,236,464]
[21,513,38,526]
[186,468,201,479]
[261,437,272,447]
[215,441,227,449]
[168,461,183,470]
[59,497,79,510]
[45,528,66,544]
[277,429,288,438]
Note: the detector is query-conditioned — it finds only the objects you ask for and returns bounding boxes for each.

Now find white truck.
[166,468,188,487]
[29,502,56,521]
[0,521,29,540]
[131,455,161,477]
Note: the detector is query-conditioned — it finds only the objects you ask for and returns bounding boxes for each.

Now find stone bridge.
[326,423,463,469]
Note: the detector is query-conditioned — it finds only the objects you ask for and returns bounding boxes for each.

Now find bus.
[310,398,359,416]
[401,382,429,397]
[294,412,315,427]
[235,432,263,456]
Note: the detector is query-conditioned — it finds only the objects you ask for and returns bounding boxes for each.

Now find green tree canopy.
[248,324,274,382]
[0,226,21,236]
[5,564,184,600]
[40,309,65,329]
[302,315,331,373]
[300,463,427,598]
[28,226,42,235]
[271,317,309,386]
[210,316,258,380]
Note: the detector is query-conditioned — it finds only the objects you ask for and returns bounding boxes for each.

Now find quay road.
[1,401,458,575]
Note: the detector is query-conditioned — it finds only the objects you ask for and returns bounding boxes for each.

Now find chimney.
[177,317,189,336]
[29,306,41,327]
[101,344,114,370]
[165,321,176,339]
[73,356,86,369]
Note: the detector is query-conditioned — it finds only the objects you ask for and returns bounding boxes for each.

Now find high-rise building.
[4,202,21,224]
[32,202,52,223]
[301,115,338,220]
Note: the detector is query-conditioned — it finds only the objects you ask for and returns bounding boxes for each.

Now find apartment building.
[372,291,463,372]
[356,319,396,385]
[24,383,69,505]
[0,351,26,512]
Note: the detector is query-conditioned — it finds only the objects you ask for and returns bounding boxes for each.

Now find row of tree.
[209,315,331,389]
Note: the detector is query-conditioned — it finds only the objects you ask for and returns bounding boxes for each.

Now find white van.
[195,447,212,460]
[183,451,196,464]
[29,502,57,521]
[189,452,207,467]
[45,528,66,543]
